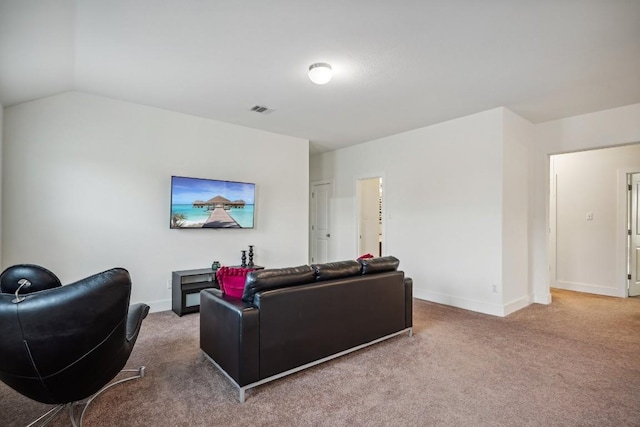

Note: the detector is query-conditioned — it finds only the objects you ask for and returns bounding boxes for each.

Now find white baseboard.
[503,295,531,316]
[555,281,625,298]
[413,289,503,317]
[413,289,533,317]
[533,292,552,304]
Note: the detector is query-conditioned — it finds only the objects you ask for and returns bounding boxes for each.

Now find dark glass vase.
[248,245,254,267]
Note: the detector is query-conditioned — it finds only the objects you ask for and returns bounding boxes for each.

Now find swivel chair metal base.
[26,366,146,427]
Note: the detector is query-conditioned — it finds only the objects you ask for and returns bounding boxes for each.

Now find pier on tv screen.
[170,176,255,229]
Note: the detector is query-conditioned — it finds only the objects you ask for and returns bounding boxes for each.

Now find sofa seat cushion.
[242,266,315,302]
[311,260,362,281]
[359,256,400,274]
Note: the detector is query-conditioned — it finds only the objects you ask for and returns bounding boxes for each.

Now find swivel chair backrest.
[0,267,137,405]
[0,264,62,294]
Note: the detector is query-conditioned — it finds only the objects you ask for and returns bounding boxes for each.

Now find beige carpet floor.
[1,289,639,426]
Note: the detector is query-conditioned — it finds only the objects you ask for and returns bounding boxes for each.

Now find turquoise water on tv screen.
[171,205,255,228]
[228,206,255,228]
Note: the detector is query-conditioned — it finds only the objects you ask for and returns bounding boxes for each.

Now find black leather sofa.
[200,256,412,402]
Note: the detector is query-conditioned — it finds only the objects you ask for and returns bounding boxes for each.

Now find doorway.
[310,180,332,264]
[357,177,383,257]
[549,146,640,298]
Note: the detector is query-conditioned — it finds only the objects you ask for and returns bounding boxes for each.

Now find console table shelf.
[172,268,218,316]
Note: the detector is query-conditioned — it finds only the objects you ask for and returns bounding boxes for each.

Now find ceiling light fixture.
[308,63,332,85]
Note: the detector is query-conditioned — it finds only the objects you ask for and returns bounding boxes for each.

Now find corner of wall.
[501,108,534,308]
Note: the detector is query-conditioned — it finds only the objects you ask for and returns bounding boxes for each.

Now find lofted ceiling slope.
[1,0,639,153]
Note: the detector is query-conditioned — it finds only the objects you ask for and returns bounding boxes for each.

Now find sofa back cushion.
[311,260,362,281]
[359,256,400,274]
[242,265,315,302]
[254,271,406,379]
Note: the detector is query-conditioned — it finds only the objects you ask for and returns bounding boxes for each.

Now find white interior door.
[358,177,382,257]
[310,182,332,264]
[629,173,640,296]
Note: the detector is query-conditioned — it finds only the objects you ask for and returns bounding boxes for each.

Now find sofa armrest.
[200,288,260,386]
[404,277,413,328]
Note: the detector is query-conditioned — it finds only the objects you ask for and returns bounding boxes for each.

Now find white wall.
[551,145,640,297]
[311,103,640,316]
[311,108,524,316]
[2,92,309,311]
[531,103,640,303]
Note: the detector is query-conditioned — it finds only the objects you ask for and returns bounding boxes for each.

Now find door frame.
[549,156,557,295]
[355,173,385,258]
[310,179,334,264]
[618,168,640,296]
[356,177,382,257]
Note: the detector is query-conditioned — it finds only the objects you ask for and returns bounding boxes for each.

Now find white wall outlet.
[586,212,593,221]
[491,284,497,293]
[166,278,172,289]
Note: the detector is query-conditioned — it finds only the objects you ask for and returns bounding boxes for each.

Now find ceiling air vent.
[250,105,276,115]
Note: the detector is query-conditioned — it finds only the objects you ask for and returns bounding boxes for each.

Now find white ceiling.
[1,0,639,153]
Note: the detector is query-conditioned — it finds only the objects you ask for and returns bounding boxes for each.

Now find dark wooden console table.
[172,266,264,316]
[172,268,218,316]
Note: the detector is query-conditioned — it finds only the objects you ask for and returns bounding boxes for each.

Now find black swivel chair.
[0,265,149,426]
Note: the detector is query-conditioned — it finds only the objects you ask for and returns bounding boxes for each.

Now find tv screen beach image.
[170,176,255,229]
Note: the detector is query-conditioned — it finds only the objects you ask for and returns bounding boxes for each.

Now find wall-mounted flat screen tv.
[170,176,255,229]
